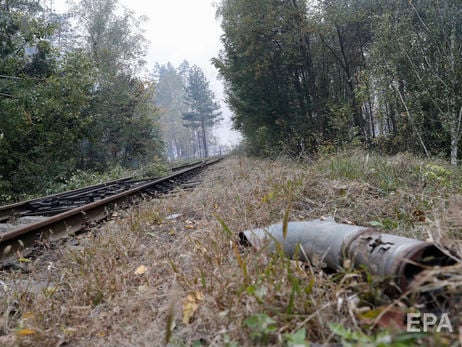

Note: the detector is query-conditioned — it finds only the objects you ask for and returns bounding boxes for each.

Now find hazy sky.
[53,0,241,146]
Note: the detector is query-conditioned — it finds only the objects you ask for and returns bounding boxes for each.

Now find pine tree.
[182,65,222,157]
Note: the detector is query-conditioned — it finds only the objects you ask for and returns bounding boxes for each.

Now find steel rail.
[0,158,221,265]
[0,160,205,222]
[0,177,134,222]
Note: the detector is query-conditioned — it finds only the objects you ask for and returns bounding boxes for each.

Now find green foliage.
[0,0,165,200]
[422,164,451,187]
[182,65,222,157]
[369,219,398,231]
[72,0,163,170]
[329,323,426,347]
[370,0,462,163]
[243,313,277,344]
[0,1,95,196]
[43,165,131,196]
[136,160,169,179]
[214,0,375,157]
[283,328,309,347]
[215,0,462,164]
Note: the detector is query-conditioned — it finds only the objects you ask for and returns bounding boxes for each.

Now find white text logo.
[407,313,453,333]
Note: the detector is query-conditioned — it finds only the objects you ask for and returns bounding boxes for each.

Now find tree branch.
[392,81,430,158]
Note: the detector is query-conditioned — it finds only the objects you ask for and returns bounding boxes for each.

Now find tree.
[215,0,461,164]
[182,65,222,157]
[0,0,95,195]
[371,0,462,164]
[154,62,200,160]
[214,0,310,155]
[71,0,163,169]
[70,0,147,77]
[315,0,376,142]
[0,0,164,199]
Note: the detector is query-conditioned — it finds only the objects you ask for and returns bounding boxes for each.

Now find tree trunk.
[450,130,458,166]
[335,24,365,138]
[201,118,208,157]
[450,106,462,166]
[449,27,460,166]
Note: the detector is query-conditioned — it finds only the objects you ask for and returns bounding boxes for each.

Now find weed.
[0,152,461,346]
[244,313,277,344]
[329,322,427,346]
[283,327,309,346]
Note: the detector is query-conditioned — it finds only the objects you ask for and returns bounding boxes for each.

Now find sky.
[52,0,241,147]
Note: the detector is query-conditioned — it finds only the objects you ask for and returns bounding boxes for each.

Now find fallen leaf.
[185,225,195,230]
[412,210,426,222]
[183,291,203,324]
[194,243,207,254]
[134,265,147,275]
[22,312,35,320]
[357,305,406,330]
[16,328,37,336]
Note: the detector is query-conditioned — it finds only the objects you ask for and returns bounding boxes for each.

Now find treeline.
[154,62,222,160]
[0,0,163,198]
[214,0,462,164]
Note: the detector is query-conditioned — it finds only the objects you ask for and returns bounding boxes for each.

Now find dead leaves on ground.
[182,291,204,324]
[134,265,148,275]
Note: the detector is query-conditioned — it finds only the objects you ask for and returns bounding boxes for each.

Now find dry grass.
[1,151,462,346]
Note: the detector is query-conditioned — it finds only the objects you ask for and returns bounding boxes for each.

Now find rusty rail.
[0,158,222,265]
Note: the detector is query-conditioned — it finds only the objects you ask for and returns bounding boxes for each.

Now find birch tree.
[372,0,462,164]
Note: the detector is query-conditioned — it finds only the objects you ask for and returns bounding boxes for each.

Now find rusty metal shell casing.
[240,219,452,291]
[241,219,369,270]
[345,230,449,290]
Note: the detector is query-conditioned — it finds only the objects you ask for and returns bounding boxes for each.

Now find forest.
[1,0,461,200]
[1,1,462,345]
[214,0,461,163]
[0,0,221,201]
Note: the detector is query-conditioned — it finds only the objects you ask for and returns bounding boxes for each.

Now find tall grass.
[0,151,461,346]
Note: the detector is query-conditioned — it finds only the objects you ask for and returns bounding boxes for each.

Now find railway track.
[0,158,222,266]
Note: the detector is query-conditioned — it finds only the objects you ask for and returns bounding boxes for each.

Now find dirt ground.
[1,153,462,346]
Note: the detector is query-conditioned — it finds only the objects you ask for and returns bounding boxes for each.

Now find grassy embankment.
[1,151,461,346]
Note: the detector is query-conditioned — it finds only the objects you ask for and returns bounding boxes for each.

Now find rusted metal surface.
[0,177,134,222]
[345,230,451,290]
[240,218,454,291]
[0,158,222,265]
[0,160,205,222]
